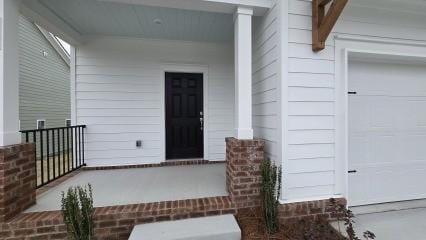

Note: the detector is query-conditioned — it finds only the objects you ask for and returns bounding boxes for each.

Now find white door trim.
[334,36,426,204]
[161,63,209,161]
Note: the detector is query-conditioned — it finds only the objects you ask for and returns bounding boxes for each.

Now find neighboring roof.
[35,24,70,66]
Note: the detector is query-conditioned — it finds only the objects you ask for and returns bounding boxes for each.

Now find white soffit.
[36,0,236,42]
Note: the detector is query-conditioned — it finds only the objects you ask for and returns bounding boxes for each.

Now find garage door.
[348,59,426,206]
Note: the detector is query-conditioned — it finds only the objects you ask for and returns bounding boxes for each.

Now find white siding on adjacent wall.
[19,16,70,131]
[76,37,234,167]
[252,1,280,162]
[285,0,426,201]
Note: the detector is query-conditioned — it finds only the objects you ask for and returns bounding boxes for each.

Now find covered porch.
[0,0,271,238]
[16,0,270,167]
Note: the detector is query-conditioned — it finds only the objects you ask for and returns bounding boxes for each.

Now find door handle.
[348,170,357,173]
[200,117,203,131]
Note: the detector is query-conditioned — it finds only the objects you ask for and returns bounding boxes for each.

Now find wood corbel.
[312,0,348,52]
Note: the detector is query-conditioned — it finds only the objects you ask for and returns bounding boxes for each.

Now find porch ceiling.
[31,0,234,42]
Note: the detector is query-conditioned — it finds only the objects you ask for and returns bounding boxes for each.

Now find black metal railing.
[20,125,86,188]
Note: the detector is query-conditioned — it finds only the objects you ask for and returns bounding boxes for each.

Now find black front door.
[166,73,203,159]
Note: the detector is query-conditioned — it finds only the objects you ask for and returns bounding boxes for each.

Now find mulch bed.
[236,208,346,240]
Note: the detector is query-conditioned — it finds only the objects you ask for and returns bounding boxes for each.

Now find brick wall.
[226,137,264,208]
[279,198,347,223]
[1,196,236,240]
[0,143,36,222]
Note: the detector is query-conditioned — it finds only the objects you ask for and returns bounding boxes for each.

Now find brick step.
[1,196,236,239]
[129,215,241,240]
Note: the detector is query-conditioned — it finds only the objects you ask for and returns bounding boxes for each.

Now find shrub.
[329,198,375,240]
[61,184,94,240]
[260,158,282,234]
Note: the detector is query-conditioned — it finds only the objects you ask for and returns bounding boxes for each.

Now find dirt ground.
[236,208,346,240]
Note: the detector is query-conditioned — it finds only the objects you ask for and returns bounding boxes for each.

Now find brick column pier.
[226,137,264,208]
[0,143,36,222]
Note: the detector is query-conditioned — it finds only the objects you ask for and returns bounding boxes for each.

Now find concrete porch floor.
[26,163,228,212]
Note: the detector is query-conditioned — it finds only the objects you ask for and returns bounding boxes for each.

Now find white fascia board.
[35,24,71,66]
[20,0,83,46]
[204,0,273,9]
[97,0,272,16]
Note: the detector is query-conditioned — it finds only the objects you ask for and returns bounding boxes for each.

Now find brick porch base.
[0,139,345,239]
[0,196,235,240]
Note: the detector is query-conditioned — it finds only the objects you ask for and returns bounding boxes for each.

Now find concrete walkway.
[26,164,228,212]
[333,206,426,240]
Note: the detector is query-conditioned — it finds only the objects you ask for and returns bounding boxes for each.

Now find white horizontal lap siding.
[286,0,426,201]
[252,2,280,162]
[76,37,234,167]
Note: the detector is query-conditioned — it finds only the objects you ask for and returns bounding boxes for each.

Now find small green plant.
[260,158,282,234]
[61,184,94,240]
[329,198,375,240]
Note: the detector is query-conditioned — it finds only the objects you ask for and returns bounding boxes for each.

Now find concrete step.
[128,215,241,240]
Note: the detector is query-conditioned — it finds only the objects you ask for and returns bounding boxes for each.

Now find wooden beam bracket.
[312,0,348,52]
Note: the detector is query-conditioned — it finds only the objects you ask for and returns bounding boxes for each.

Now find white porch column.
[0,0,21,146]
[234,6,253,140]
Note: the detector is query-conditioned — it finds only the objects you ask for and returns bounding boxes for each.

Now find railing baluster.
[74,127,78,169]
[82,127,85,166]
[57,129,61,177]
[46,129,50,182]
[67,128,70,172]
[78,127,82,166]
[62,128,65,176]
[52,129,56,179]
[33,132,37,186]
[25,132,29,143]
[70,127,74,170]
[40,131,44,186]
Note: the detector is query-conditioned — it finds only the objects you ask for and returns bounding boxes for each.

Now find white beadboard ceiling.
[37,0,234,42]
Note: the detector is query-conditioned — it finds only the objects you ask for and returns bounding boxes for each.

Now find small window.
[37,119,46,129]
[65,119,72,127]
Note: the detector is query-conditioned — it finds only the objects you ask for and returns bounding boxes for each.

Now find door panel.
[166,73,203,159]
[348,61,426,206]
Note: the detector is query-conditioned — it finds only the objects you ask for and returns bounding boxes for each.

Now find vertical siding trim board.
[334,36,426,203]
[71,47,77,125]
[277,0,290,201]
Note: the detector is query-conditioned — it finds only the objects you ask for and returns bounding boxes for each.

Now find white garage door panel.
[349,60,426,206]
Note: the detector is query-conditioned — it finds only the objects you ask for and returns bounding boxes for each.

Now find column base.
[234,128,254,140]
[226,137,264,208]
[0,131,22,147]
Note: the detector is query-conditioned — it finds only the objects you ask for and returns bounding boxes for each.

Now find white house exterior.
[2,0,426,210]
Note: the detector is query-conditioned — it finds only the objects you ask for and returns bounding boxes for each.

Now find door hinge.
[348,91,357,95]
